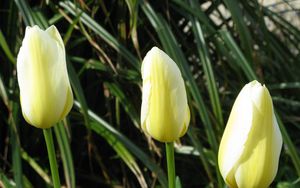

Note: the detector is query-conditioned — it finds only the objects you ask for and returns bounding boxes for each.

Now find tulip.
[17,25,73,129]
[140,47,190,142]
[218,80,282,188]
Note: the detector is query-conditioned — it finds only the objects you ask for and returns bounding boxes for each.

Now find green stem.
[43,128,61,188]
[165,142,175,188]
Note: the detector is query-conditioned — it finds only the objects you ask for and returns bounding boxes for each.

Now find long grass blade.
[223,0,253,61]
[219,30,256,81]
[21,149,52,185]
[0,172,16,188]
[189,0,224,128]
[54,123,75,188]
[9,103,23,188]
[0,30,15,64]
[104,82,140,128]
[59,1,140,70]
[74,101,167,187]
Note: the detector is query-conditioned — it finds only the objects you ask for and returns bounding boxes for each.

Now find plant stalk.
[165,142,175,188]
[43,128,61,188]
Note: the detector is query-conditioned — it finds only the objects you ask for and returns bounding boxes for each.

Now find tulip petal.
[59,87,74,120]
[141,80,151,134]
[218,83,254,186]
[234,96,282,188]
[179,106,190,137]
[46,25,65,51]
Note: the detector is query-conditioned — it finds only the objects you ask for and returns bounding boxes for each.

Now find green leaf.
[0,30,15,64]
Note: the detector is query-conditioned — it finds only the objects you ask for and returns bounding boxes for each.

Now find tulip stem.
[166,142,176,188]
[43,128,61,188]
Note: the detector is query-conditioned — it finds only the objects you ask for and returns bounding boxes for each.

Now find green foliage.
[1,0,300,187]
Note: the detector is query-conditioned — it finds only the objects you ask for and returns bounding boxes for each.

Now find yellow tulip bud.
[218,80,282,188]
[141,47,190,142]
[17,25,73,129]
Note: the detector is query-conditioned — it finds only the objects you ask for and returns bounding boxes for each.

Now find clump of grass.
[1,0,300,187]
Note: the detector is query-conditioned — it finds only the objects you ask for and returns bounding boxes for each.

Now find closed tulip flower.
[218,80,282,188]
[17,25,73,129]
[141,47,190,142]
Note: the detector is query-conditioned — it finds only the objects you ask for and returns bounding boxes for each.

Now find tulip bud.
[218,80,282,188]
[140,47,190,142]
[17,25,73,129]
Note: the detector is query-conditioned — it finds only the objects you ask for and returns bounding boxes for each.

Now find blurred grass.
[1,0,300,187]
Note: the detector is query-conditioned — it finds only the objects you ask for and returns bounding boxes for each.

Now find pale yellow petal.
[179,105,190,137]
[141,80,151,133]
[218,82,254,184]
[234,87,282,188]
[59,86,74,120]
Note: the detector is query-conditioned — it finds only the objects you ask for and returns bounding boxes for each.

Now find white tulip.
[218,80,282,188]
[17,25,73,128]
[141,47,190,142]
